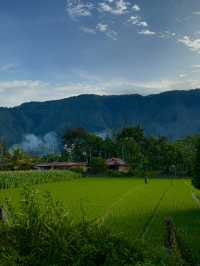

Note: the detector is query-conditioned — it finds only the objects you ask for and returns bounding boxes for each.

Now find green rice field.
[1,174,200,259]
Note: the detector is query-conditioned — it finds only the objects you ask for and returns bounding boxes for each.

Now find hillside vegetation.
[2,89,200,145]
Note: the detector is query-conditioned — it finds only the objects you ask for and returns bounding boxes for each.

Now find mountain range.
[1,89,200,146]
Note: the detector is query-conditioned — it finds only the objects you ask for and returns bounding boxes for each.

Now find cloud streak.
[67,1,177,41]
[138,29,156,36]
[128,16,148,27]
[132,4,140,12]
[66,0,94,19]
[67,0,153,40]
[0,63,18,72]
[1,75,200,107]
[99,0,129,15]
[178,36,200,54]
[80,23,118,40]
[96,22,118,40]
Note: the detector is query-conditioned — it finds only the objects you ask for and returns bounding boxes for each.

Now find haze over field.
[1,0,200,106]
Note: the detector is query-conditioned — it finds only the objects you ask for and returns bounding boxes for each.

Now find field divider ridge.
[95,183,144,225]
[140,183,172,239]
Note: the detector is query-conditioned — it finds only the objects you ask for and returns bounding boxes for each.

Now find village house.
[34,162,88,172]
[34,158,129,173]
[106,158,129,173]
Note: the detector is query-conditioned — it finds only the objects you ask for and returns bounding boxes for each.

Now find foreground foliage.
[0,180,198,265]
[0,189,164,266]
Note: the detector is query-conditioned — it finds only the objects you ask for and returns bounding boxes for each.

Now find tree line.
[63,127,199,177]
[0,126,200,178]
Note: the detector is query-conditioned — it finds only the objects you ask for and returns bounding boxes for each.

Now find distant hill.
[1,89,200,145]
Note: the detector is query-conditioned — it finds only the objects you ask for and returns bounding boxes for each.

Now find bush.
[106,170,136,177]
[0,189,163,266]
[106,170,125,177]
[89,157,108,175]
[70,167,85,175]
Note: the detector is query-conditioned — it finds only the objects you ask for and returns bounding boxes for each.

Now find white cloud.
[192,65,200,68]
[158,30,176,39]
[128,15,139,24]
[179,74,187,78]
[191,65,200,73]
[1,75,200,107]
[96,23,118,40]
[132,4,140,12]
[137,21,148,27]
[66,0,94,18]
[0,80,104,107]
[99,2,112,13]
[105,29,118,40]
[80,22,118,40]
[138,29,156,36]
[99,0,129,15]
[193,11,200,15]
[178,36,200,54]
[0,63,17,72]
[66,0,157,41]
[115,0,128,14]
[128,16,148,27]
[0,80,50,106]
[80,21,118,40]
[96,23,108,32]
[81,26,96,34]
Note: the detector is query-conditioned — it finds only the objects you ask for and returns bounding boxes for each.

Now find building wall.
[118,166,129,173]
[35,165,88,172]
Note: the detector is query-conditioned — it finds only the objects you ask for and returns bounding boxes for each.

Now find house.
[106,158,129,173]
[34,162,88,172]
[34,158,129,173]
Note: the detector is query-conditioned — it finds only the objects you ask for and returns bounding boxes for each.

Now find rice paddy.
[0,173,200,259]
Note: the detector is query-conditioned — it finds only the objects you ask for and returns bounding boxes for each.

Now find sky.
[1,0,200,106]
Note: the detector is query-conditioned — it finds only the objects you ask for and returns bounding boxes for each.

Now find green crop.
[0,170,80,189]
[0,176,200,261]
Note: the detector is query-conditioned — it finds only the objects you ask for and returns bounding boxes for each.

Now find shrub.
[106,169,135,177]
[89,157,108,175]
[107,169,125,177]
[70,167,85,175]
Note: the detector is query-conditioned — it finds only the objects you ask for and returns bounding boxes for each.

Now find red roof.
[106,158,128,167]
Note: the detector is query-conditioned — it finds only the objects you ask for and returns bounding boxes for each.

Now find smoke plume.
[13,132,60,155]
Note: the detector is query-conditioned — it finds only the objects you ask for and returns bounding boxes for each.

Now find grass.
[0,173,200,259]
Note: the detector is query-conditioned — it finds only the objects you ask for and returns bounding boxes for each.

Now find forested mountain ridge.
[1,89,200,145]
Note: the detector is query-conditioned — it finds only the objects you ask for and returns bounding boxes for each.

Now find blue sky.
[1,0,200,106]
